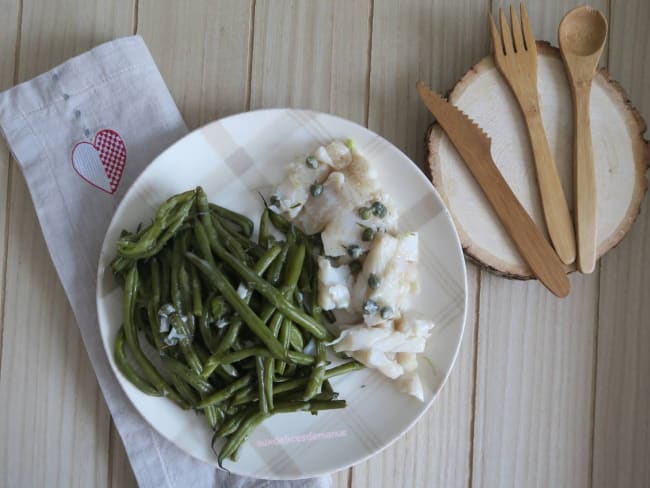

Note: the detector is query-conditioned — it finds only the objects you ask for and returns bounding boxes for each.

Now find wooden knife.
[417,81,569,297]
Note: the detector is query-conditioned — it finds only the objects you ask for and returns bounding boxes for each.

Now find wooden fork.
[489,4,576,266]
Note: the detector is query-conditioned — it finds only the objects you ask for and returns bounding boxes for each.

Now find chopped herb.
[358,207,372,220]
[345,138,355,150]
[362,299,379,315]
[269,195,281,207]
[368,273,380,290]
[305,156,318,169]
[349,260,362,273]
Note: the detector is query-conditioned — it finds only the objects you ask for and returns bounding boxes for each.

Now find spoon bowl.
[559,6,608,57]
[558,5,608,274]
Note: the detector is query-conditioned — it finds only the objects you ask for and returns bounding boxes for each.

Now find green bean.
[274,377,308,394]
[304,341,327,400]
[255,357,269,414]
[114,327,160,396]
[162,356,212,394]
[253,245,282,275]
[199,245,280,373]
[272,399,346,414]
[213,320,241,358]
[169,314,202,375]
[186,254,287,364]
[211,214,248,263]
[209,296,227,320]
[217,216,252,243]
[324,360,365,379]
[219,411,269,465]
[266,208,292,235]
[259,208,270,248]
[276,318,292,375]
[214,406,256,438]
[170,372,199,407]
[193,218,218,269]
[170,238,184,313]
[197,300,214,353]
[259,242,307,326]
[122,267,188,408]
[288,324,304,351]
[205,405,219,429]
[146,302,164,351]
[189,264,203,317]
[197,374,253,408]
[203,347,274,378]
[231,385,256,406]
[200,241,330,340]
[263,356,274,410]
[286,349,315,365]
[159,247,171,304]
[209,202,254,237]
[266,241,289,287]
[117,191,195,258]
[163,355,219,427]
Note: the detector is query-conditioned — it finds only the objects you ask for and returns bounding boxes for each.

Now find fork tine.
[488,13,503,56]
[520,3,536,53]
[510,5,525,52]
[499,8,514,54]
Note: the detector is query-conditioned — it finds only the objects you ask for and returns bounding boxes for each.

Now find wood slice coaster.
[427,42,649,279]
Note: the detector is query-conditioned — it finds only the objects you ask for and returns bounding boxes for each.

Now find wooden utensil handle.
[573,85,597,274]
[525,108,576,265]
[467,153,570,297]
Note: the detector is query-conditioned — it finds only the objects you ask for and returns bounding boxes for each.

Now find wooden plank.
[0,1,133,487]
[472,272,598,487]
[250,2,371,485]
[367,0,491,171]
[470,3,608,487]
[350,1,487,486]
[0,0,20,353]
[250,0,371,125]
[138,0,253,130]
[592,0,650,485]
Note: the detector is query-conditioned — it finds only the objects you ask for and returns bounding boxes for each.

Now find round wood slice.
[427,42,650,279]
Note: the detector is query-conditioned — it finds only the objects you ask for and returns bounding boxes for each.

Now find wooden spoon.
[559,6,608,274]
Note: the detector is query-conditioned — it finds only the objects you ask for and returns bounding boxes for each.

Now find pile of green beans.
[111,186,363,466]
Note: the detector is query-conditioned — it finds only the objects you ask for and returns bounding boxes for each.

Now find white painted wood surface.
[0,1,648,487]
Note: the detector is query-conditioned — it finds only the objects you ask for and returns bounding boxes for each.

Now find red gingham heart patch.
[71,129,126,194]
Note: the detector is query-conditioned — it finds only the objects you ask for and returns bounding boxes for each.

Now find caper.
[362,227,375,242]
[371,201,387,218]
[368,273,380,290]
[380,306,393,320]
[346,244,363,259]
[310,182,323,197]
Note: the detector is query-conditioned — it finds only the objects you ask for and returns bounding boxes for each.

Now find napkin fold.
[0,35,328,488]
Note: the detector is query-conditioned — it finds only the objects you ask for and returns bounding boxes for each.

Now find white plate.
[97,109,468,480]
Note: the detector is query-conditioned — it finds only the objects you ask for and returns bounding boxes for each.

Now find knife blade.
[417,81,569,297]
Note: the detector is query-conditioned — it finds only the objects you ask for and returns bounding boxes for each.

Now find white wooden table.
[1,1,648,487]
